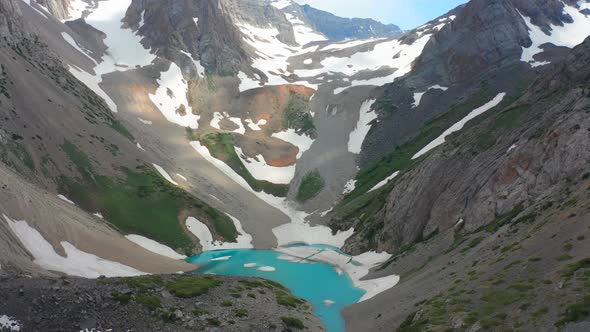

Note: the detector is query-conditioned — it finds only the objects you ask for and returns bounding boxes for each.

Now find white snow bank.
[235,147,295,184]
[185,214,253,252]
[271,129,314,159]
[275,247,398,302]
[66,0,156,113]
[138,118,152,125]
[343,179,357,195]
[149,62,199,129]
[0,315,21,332]
[176,173,188,181]
[180,50,205,77]
[271,0,291,10]
[520,4,590,67]
[152,164,178,186]
[412,85,449,108]
[125,235,186,260]
[4,214,145,278]
[245,118,267,131]
[413,93,506,159]
[348,99,377,154]
[244,263,257,268]
[57,195,75,205]
[191,141,353,247]
[369,171,400,192]
[61,32,96,64]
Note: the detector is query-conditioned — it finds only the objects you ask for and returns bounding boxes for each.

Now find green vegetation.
[58,141,237,252]
[221,300,233,307]
[111,292,131,305]
[136,294,162,311]
[234,308,248,318]
[200,132,289,197]
[165,276,222,298]
[207,318,221,326]
[109,119,134,140]
[281,316,305,329]
[556,295,590,326]
[124,275,163,292]
[296,170,324,202]
[283,93,315,135]
[275,290,305,308]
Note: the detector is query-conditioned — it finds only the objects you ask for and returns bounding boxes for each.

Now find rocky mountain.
[298,4,403,40]
[1,0,589,331]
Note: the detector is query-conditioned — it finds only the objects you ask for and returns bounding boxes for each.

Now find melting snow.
[149,62,199,129]
[271,129,314,159]
[520,4,590,67]
[235,147,295,184]
[412,85,449,108]
[245,118,267,131]
[4,214,145,278]
[152,164,178,186]
[348,99,377,154]
[125,235,187,260]
[57,195,75,205]
[61,32,96,64]
[0,315,21,331]
[185,214,253,251]
[413,92,506,159]
[343,179,357,195]
[256,266,276,272]
[275,247,398,302]
[369,171,400,192]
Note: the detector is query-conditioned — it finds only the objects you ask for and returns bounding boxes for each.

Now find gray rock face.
[298,4,402,40]
[338,37,590,254]
[0,0,27,39]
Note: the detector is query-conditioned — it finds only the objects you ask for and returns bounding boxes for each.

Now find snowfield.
[235,147,296,184]
[149,63,199,129]
[520,3,590,67]
[152,164,179,186]
[413,85,449,108]
[348,99,377,154]
[271,129,315,159]
[4,215,145,278]
[185,215,253,251]
[413,92,507,159]
[125,235,187,260]
[369,171,400,192]
[0,315,21,332]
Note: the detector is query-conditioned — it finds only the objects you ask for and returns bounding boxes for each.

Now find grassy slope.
[199,132,289,197]
[58,141,237,254]
[296,170,324,202]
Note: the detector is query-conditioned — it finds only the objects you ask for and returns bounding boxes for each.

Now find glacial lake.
[187,246,365,332]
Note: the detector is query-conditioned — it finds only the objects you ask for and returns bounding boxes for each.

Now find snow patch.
[138,118,152,125]
[245,118,267,131]
[413,93,506,159]
[57,195,75,205]
[185,214,253,251]
[369,171,400,192]
[61,32,96,64]
[243,263,257,268]
[4,215,145,278]
[125,235,186,260]
[149,62,199,129]
[348,99,377,154]
[520,4,590,67]
[271,129,314,159]
[235,147,295,184]
[0,315,21,331]
[152,164,178,186]
[343,179,357,195]
[412,85,449,108]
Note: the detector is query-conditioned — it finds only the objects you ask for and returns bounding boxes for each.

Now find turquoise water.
[186,247,365,332]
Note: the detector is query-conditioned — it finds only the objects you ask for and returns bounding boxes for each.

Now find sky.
[294,0,468,30]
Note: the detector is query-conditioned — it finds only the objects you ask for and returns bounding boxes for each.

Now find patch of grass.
[221,300,233,307]
[192,309,209,316]
[532,306,549,318]
[482,204,525,233]
[481,289,521,305]
[281,317,305,329]
[275,290,304,308]
[234,309,248,318]
[206,318,221,326]
[136,294,162,311]
[556,295,590,326]
[296,170,324,202]
[561,258,590,278]
[165,277,222,298]
[283,93,315,135]
[58,142,237,251]
[111,292,131,305]
[109,119,134,140]
[124,275,163,292]
[200,132,288,197]
[461,236,485,253]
